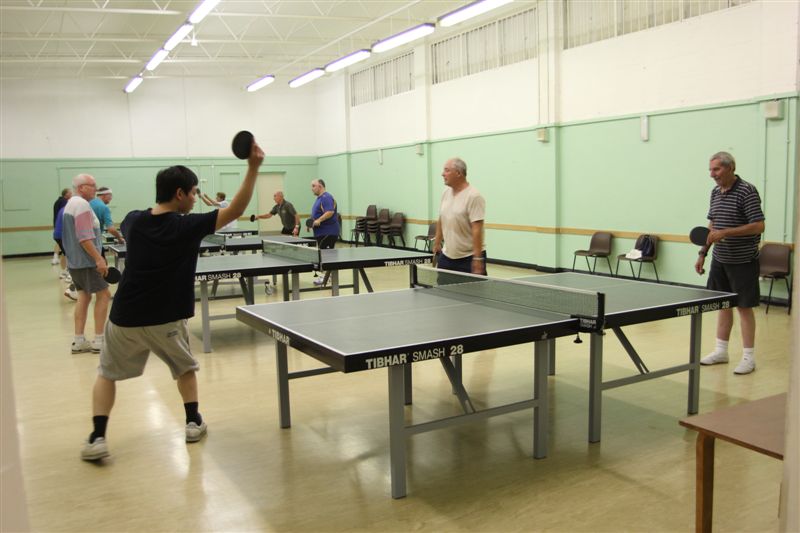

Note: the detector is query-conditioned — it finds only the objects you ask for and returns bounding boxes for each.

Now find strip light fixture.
[164,24,194,51]
[189,0,221,24]
[145,49,169,71]
[324,49,371,73]
[439,0,514,27]
[288,68,325,89]
[247,75,276,92]
[372,23,435,53]
[124,76,144,94]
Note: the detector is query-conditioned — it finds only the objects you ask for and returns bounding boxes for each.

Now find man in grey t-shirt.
[254,191,300,235]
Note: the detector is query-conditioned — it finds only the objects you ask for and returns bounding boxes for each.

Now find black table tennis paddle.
[250,214,256,222]
[689,226,710,246]
[231,130,254,159]
[105,266,122,284]
[305,218,314,229]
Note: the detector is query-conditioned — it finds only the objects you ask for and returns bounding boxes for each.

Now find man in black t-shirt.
[80,141,265,462]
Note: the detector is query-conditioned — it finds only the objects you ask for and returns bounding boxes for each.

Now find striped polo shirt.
[707,175,764,264]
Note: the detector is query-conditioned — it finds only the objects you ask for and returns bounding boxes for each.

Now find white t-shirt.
[439,184,485,259]
[218,200,237,229]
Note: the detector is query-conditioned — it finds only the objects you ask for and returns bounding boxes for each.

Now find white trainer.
[734,357,755,375]
[71,339,92,353]
[186,421,207,443]
[90,338,103,353]
[64,287,78,301]
[699,351,728,365]
[81,437,110,461]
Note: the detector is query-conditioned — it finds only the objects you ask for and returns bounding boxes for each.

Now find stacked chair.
[380,212,406,247]
[365,208,390,245]
[351,205,376,247]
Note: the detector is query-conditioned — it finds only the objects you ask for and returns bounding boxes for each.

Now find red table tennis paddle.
[231,130,254,159]
[105,266,122,284]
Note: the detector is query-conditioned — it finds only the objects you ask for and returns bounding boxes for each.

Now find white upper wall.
[0,77,317,158]
[314,74,348,155]
[559,0,799,122]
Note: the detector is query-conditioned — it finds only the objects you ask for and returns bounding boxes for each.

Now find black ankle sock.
[89,415,109,443]
[184,402,202,425]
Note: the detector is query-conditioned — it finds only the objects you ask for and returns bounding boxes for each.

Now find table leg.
[548,337,556,376]
[534,340,549,458]
[352,267,360,294]
[388,365,407,498]
[696,432,715,533]
[276,342,291,428]
[588,332,603,442]
[689,314,702,414]
[200,280,212,353]
[403,363,412,405]
[331,270,339,296]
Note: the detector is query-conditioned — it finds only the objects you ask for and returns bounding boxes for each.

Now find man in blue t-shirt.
[80,141,265,462]
[89,187,124,248]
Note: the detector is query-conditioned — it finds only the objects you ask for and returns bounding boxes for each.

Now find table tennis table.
[195,241,433,352]
[236,267,737,498]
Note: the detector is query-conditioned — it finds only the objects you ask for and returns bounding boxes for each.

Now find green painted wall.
[2,97,795,299]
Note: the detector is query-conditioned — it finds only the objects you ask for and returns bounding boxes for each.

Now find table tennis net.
[205,233,227,246]
[262,239,321,265]
[416,266,604,321]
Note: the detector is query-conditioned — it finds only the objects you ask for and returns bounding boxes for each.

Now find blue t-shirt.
[110,209,218,327]
[90,198,113,232]
[312,192,339,237]
[53,206,65,239]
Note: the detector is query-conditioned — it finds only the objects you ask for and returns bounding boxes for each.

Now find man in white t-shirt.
[432,157,487,275]
[201,191,237,230]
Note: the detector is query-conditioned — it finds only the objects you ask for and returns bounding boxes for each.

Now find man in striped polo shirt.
[695,151,765,375]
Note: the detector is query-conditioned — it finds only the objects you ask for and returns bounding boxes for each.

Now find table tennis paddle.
[250,214,256,222]
[689,226,710,246]
[105,266,122,284]
[231,130,254,159]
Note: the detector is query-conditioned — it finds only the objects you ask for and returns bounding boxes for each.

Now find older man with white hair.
[62,173,111,354]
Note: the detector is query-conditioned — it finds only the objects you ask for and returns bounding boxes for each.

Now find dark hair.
[155,165,198,203]
[61,188,71,197]
[316,179,326,188]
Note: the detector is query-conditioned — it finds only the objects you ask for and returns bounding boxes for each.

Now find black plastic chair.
[759,243,792,313]
[366,209,390,246]
[615,234,660,282]
[573,232,613,274]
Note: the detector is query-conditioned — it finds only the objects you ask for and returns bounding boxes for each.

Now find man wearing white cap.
[90,187,124,247]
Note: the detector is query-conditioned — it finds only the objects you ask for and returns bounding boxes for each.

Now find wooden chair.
[573,232,613,274]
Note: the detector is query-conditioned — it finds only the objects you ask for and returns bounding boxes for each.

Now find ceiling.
[0,0,481,87]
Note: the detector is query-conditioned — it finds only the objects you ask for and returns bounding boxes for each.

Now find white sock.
[94,334,104,341]
[74,335,85,343]
[743,347,754,360]
[714,338,729,355]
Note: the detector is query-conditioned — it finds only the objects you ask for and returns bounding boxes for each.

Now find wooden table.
[680,394,786,532]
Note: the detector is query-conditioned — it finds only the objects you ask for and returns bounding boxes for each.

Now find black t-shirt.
[110,208,218,327]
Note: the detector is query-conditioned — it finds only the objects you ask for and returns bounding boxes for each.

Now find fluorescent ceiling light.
[325,49,371,73]
[247,75,276,92]
[372,23,435,53]
[439,0,514,27]
[288,68,325,89]
[124,76,143,93]
[164,24,194,51]
[189,0,221,24]
[145,49,169,71]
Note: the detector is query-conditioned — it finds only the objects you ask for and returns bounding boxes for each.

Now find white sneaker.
[64,287,78,301]
[699,351,728,365]
[71,339,92,353]
[81,437,110,461]
[90,338,103,353]
[186,421,207,443]
[734,357,755,375]
[313,276,325,286]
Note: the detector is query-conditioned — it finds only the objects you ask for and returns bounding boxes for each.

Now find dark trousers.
[436,251,487,276]
[315,235,338,250]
